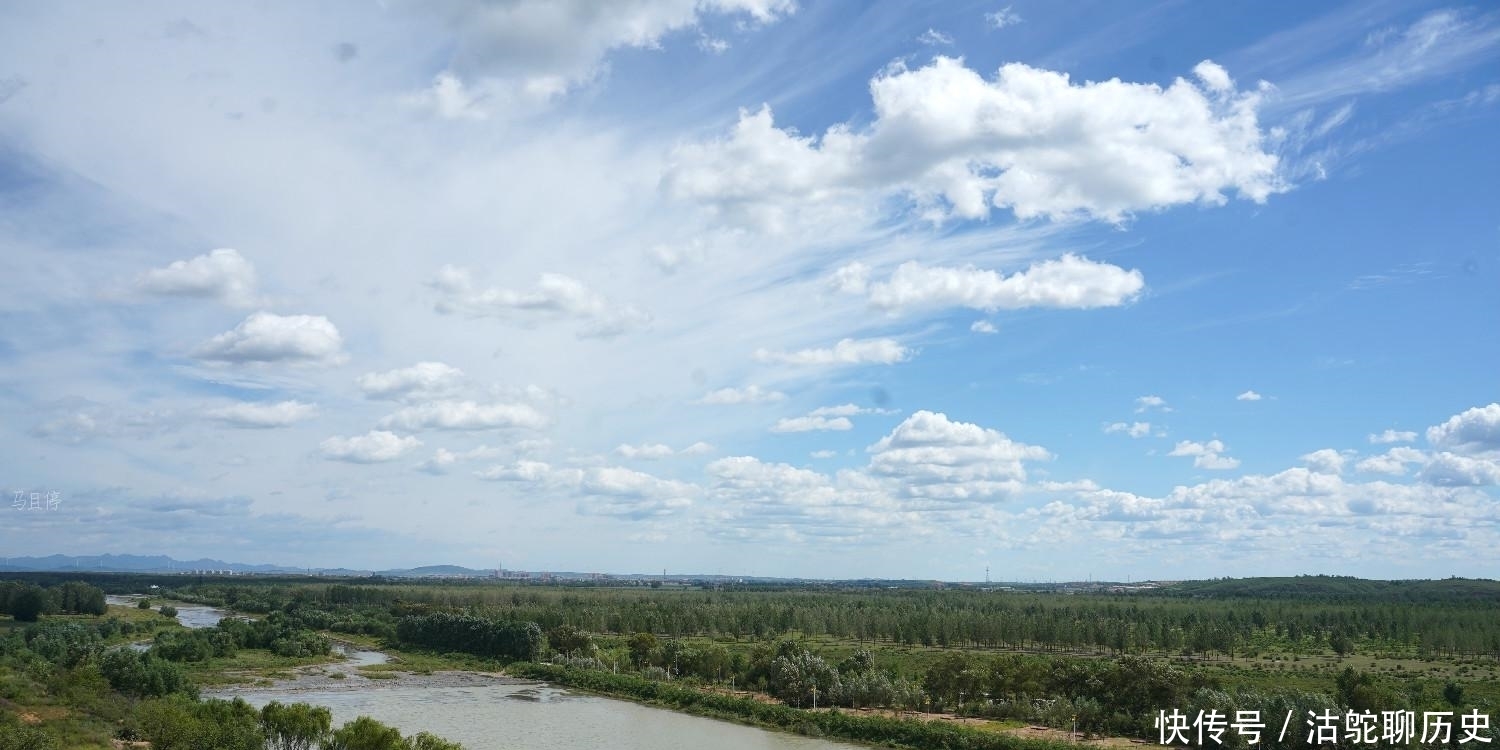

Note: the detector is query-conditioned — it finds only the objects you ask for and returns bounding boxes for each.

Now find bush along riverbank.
[507,662,1077,750]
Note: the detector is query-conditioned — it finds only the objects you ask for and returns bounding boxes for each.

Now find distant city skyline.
[1,1,1497,580]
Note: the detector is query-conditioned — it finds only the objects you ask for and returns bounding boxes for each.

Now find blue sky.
[1,0,1497,580]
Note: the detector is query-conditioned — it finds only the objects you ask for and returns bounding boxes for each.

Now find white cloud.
[1104,421,1151,439]
[578,466,696,519]
[1236,390,1263,401]
[135,248,259,307]
[474,459,559,482]
[754,337,911,366]
[867,410,1050,500]
[694,385,787,405]
[697,34,730,55]
[1169,439,1241,470]
[195,312,345,365]
[1421,452,1500,487]
[917,28,953,46]
[1300,448,1346,475]
[357,362,465,401]
[378,400,549,431]
[1135,395,1171,413]
[429,266,650,339]
[771,415,853,433]
[808,403,896,418]
[680,441,715,456]
[321,431,422,463]
[615,442,675,460]
[416,444,503,474]
[1369,428,1418,444]
[846,255,1144,313]
[205,400,318,428]
[984,6,1022,29]
[1356,446,1427,476]
[606,441,712,461]
[665,56,1281,224]
[1193,60,1234,93]
[1426,403,1500,454]
[402,72,490,121]
[810,449,837,459]
[970,320,998,334]
[420,0,796,112]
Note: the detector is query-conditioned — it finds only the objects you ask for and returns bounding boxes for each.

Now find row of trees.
[130,697,463,750]
[0,580,107,621]
[394,612,544,661]
[173,581,1500,659]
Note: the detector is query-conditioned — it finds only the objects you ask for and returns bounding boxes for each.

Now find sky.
[0,1,1497,581]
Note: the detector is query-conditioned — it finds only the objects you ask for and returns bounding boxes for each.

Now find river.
[105,594,227,629]
[112,596,856,749]
[220,678,857,750]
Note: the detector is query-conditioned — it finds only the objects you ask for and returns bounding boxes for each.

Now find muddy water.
[219,674,856,750]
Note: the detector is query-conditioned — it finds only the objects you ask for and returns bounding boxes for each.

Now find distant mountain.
[0,553,302,574]
[375,564,494,578]
[0,553,506,578]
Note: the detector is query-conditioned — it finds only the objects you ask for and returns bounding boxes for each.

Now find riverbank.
[507,662,1083,750]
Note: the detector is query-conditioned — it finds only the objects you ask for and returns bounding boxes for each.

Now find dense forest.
[3,574,1498,747]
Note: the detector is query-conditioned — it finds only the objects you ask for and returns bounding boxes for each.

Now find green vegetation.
[3,573,1499,747]
[0,578,467,748]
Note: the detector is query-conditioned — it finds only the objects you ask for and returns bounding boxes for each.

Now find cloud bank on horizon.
[0,0,1496,580]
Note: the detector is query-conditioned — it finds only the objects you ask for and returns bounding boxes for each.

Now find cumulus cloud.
[195,312,345,365]
[1104,421,1151,438]
[971,320,998,334]
[1300,448,1346,475]
[1420,452,1500,487]
[754,337,911,366]
[843,255,1144,313]
[694,385,787,405]
[321,431,422,463]
[378,400,548,431]
[205,400,318,428]
[358,362,465,401]
[1369,429,1418,444]
[429,266,650,338]
[1356,446,1427,476]
[135,248,259,307]
[1135,395,1170,413]
[1237,390,1264,401]
[771,415,853,433]
[1169,439,1240,470]
[665,56,1281,225]
[867,410,1050,500]
[1426,403,1500,454]
[576,466,697,519]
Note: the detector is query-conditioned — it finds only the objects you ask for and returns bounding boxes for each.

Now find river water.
[105,594,226,629]
[107,595,854,749]
[222,679,855,750]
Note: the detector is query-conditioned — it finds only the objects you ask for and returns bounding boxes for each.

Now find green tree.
[8,586,48,622]
[326,717,408,750]
[409,733,465,750]
[547,624,594,657]
[260,700,332,750]
[0,714,60,750]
